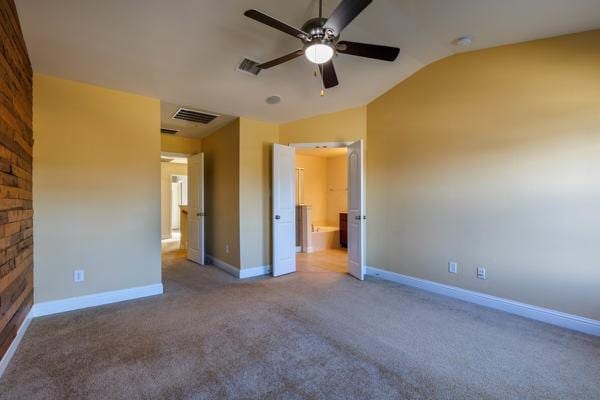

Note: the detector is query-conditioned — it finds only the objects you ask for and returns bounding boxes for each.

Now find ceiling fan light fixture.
[304,42,334,64]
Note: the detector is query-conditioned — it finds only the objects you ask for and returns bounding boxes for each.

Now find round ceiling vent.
[454,36,474,47]
[265,95,281,105]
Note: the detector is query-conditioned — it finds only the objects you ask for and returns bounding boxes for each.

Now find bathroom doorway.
[272,141,366,278]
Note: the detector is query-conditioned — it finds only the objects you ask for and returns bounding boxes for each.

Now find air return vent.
[160,128,179,135]
[172,108,219,124]
[236,58,261,76]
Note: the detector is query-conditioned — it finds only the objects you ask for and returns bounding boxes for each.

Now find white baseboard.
[296,246,301,253]
[365,266,600,336]
[32,283,164,318]
[205,255,239,277]
[0,309,34,378]
[240,264,271,279]
[206,255,271,279]
[161,233,170,240]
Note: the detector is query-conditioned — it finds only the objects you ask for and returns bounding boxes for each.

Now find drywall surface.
[33,74,161,302]
[367,30,600,319]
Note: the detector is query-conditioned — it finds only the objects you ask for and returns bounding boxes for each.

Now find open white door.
[187,153,205,265]
[272,144,296,276]
[348,140,365,280]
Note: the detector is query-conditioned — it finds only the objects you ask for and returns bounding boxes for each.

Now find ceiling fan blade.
[244,9,308,39]
[319,61,339,89]
[257,50,304,69]
[337,41,400,61]
[323,0,372,35]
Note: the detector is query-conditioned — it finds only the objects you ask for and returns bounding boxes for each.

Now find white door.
[347,140,365,280]
[272,144,296,276]
[187,153,205,265]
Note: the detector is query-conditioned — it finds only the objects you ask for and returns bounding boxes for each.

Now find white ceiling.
[161,152,189,163]
[16,0,600,124]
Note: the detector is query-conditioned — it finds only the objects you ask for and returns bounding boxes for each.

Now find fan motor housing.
[301,18,338,42]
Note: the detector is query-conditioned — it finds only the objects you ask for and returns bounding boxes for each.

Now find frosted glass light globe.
[304,43,334,64]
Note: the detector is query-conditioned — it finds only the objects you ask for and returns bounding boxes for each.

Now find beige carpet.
[1,249,598,399]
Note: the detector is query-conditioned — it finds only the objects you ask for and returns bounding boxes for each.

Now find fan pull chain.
[314,64,325,97]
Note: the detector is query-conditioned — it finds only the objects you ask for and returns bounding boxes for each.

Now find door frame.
[287,140,365,277]
[161,151,191,240]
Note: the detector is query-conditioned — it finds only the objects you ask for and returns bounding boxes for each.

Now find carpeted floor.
[1,249,599,399]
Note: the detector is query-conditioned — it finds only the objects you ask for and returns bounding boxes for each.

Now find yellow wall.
[367,30,600,319]
[160,162,187,239]
[279,106,366,145]
[202,119,240,267]
[326,155,348,227]
[239,118,279,269]
[161,135,201,154]
[33,74,162,302]
[296,154,328,226]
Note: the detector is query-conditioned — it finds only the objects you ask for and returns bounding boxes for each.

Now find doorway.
[272,141,365,279]
[295,146,349,274]
[160,153,188,254]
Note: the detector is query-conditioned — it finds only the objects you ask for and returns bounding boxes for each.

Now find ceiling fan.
[244,0,400,89]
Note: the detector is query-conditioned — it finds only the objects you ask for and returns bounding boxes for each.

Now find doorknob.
[275,215,281,220]
[355,215,361,220]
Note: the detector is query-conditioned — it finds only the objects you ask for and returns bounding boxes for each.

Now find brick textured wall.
[0,0,33,360]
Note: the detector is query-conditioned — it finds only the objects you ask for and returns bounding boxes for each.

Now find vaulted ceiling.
[16,0,600,137]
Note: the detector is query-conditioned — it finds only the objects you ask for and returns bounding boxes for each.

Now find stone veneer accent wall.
[0,0,34,360]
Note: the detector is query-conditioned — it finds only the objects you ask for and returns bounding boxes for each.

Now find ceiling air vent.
[172,107,219,124]
[160,128,179,135]
[236,58,261,77]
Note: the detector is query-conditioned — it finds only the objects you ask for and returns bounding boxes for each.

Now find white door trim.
[289,141,353,149]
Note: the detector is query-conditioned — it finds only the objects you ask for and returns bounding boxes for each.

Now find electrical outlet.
[448,261,458,274]
[477,267,486,280]
[73,269,85,283]
[225,244,230,254]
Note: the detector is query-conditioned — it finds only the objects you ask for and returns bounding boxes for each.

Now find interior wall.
[33,73,162,302]
[161,135,201,154]
[279,106,366,145]
[367,30,600,320]
[0,0,33,361]
[160,162,187,239]
[326,155,348,227]
[296,154,327,226]
[202,119,240,267]
[239,118,279,269]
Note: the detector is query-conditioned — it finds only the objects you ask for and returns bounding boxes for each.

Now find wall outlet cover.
[74,269,85,283]
[477,267,486,280]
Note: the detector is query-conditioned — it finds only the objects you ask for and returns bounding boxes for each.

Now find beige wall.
[161,135,201,154]
[33,74,162,302]
[202,119,241,267]
[279,106,366,145]
[160,162,187,239]
[239,118,279,269]
[326,155,348,227]
[296,154,328,226]
[367,30,600,320]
